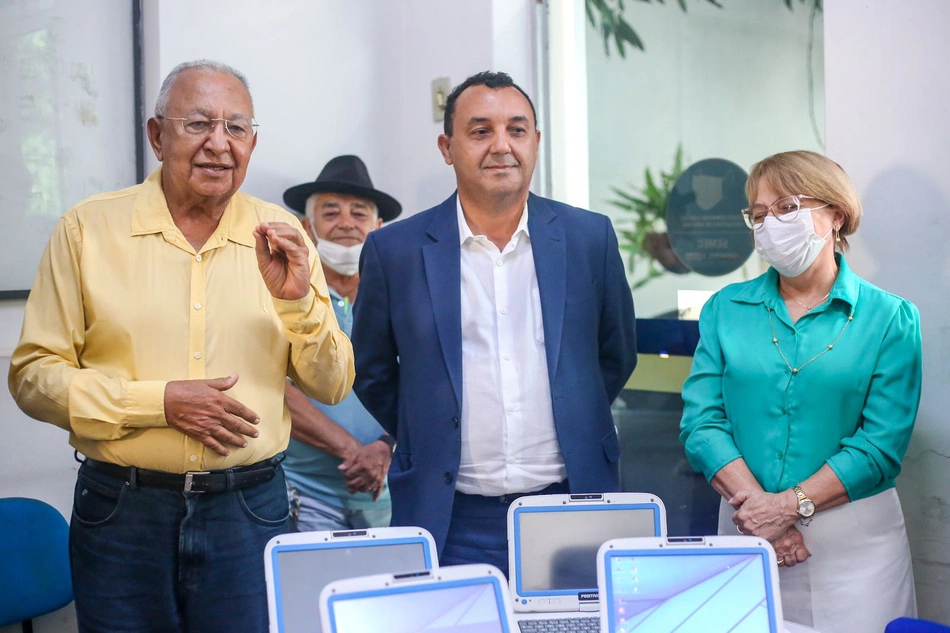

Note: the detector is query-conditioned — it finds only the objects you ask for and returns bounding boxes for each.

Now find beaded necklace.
[766,305,855,374]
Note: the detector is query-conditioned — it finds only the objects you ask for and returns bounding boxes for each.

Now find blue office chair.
[0,497,73,633]
[887,617,950,633]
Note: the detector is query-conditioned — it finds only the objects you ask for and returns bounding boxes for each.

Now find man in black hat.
[280,155,402,531]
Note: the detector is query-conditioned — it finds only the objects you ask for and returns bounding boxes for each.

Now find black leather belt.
[82,456,280,493]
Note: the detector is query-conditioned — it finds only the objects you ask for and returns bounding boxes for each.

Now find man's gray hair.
[305,193,378,220]
[154,60,253,117]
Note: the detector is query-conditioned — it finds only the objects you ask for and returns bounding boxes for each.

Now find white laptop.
[597,535,784,633]
[264,526,438,633]
[507,493,668,632]
[320,563,516,633]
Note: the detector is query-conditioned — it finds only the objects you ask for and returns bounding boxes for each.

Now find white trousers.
[720,488,917,633]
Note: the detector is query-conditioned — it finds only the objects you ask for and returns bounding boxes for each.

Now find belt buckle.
[183,471,211,493]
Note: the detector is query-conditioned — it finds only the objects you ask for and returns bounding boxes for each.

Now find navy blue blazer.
[351,192,637,553]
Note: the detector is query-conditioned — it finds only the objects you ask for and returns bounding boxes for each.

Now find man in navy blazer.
[352,71,637,574]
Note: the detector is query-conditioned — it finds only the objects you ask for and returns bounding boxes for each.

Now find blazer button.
[452,417,459,428]
[443,472,453,484]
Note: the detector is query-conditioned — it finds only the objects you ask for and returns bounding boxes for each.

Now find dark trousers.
[441,479,570,578]
[69,460,290,633]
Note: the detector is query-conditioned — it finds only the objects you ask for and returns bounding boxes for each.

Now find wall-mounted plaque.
[665,158,753,277]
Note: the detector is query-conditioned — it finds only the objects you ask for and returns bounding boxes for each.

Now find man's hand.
[253,222,311,301]
[770,525,811,568]
[339,440,392,501]
[164,374,260,457]
[730,489,798,542]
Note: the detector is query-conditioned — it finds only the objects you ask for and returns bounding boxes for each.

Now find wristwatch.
[792,484,816,526]
[377,433,397,455]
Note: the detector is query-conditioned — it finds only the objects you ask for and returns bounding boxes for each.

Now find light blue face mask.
[754,210,832,277]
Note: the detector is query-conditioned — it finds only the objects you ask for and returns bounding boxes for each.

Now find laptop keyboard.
[518,617,600,632]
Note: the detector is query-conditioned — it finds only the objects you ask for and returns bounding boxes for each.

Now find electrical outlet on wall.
[432,77,450,123]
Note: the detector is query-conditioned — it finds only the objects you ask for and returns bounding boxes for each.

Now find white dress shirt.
[454,199,567,496]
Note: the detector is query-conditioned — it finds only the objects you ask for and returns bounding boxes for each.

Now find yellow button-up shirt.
[8,168,354,472]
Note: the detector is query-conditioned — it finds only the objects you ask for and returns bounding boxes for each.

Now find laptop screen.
[603,549,780,632]
[514,506,661,594]
[325,577,511,633]
[273,540,430,633]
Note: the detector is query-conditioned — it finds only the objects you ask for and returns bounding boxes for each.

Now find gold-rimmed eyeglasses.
[741,194,829,230]
[157,114,259,141]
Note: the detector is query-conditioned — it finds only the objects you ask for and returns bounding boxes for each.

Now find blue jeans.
[69,460,290,633]
[287,483,391,532]
[441,480,570,578]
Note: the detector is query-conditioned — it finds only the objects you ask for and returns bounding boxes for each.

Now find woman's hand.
[771,525,811,568]
[730,488,799,542]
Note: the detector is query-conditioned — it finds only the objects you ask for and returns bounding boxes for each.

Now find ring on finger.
[776,558,785,566]
[736,523,745,535]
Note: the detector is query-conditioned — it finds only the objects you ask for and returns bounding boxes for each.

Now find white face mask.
[316,239,363,276]
[754,211,832,277]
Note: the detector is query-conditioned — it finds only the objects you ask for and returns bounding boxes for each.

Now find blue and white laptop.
[597,535,784,633]
[508,493,668,632]
[264,526,438,633]
[320,564,515,633]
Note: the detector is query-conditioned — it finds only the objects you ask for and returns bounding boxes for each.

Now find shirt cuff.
[67,377,168,440]
[825,451,871,501]
[125,380,169,427]
[272,290,317,330]
[686,434,743,483]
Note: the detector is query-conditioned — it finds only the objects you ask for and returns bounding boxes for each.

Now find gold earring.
[834,227,841,243]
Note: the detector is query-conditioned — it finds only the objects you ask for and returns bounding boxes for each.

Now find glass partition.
[585,0,825,317]
[541,0,825,535]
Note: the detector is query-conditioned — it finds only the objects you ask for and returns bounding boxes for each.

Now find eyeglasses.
[741,194,829,230]
[157,114,259,141]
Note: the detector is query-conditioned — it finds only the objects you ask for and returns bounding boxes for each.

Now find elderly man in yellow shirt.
[7,59,353,633]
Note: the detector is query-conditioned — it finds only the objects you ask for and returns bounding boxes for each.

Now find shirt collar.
[130,167,257,249]
[732,253,858,310]
[456,196,530,246]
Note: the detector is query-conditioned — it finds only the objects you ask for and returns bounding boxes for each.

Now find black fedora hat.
[283,155,402,222]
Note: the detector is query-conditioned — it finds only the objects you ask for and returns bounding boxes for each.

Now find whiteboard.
[0,1,137,297]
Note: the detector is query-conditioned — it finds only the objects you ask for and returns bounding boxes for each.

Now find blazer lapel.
[423,194,463,409]
[528,194,566,381]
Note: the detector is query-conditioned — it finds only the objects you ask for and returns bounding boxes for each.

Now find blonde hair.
[746,150,862,250]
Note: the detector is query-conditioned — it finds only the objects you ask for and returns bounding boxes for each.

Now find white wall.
[142,1,387,212]
[824,0,950,623]
[371,0,493,216]
[142,0,535,221]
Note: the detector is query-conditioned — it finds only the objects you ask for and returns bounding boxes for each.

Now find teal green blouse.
[679,256,922,501]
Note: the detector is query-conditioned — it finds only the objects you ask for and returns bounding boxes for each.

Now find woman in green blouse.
[680,150,921,633]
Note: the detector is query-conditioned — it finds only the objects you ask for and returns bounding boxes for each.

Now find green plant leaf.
[615,18,645,51]
[613,31,627,57]
[610,186,645,204]
[608,143,686,291]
